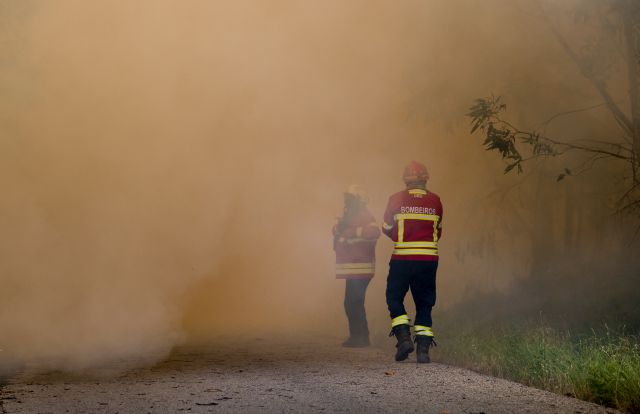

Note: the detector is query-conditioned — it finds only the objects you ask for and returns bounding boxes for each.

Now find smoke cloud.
[1,0,634,371]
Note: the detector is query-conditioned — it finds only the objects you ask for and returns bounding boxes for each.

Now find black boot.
[415,336,435,364]
[390,325,414,361]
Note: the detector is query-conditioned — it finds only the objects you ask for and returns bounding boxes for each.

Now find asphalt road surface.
[0,337,620,414]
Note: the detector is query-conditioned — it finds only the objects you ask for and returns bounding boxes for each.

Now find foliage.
[468,96,559,176]
[468,95,639,214]
[435,323,640,413]
[467,0,640,218]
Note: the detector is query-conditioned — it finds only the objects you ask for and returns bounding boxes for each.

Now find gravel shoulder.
[0,336,621,414]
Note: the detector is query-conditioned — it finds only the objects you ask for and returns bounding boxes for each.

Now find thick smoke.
[1,0,633,371]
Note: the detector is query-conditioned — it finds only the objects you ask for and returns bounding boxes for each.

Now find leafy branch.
[469,96,632,177]
[468,96,639,216]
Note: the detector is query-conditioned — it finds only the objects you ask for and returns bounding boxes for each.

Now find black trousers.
[344,278,371,338]
[386,260,438,327]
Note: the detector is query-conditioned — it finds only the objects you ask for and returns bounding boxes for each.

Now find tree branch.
[544,138,631,160]
[540,5,634,137]
[538,102,607,132]
[491,118,631,160]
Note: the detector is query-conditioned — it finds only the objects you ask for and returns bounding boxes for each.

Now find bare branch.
[543,137,630,160]
[618,179,640,205]
[537,102,607,132]
[571,154,609,176]
[621,198,640,212]
[567,138,632,152]
[491,118,631,160]
[540,5,634,137]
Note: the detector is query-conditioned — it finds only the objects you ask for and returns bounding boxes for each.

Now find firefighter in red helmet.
[382,161,443,363]
[333,184,381,347]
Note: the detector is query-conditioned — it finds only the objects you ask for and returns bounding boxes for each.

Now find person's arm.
[332,220,344,250]
[437,200,443,240]
[340,216,380,245]
[382,196,396,239]
[361,220,381,240]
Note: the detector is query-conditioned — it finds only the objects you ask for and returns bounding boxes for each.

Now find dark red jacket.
[382,188,443,261]
[333,207,380,279]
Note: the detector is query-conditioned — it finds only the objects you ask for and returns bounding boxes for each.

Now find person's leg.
[343,278,371,347]
[386,260,414,360]
[386,261,412,322]
[343,279,354,336]
[409,261,438,363]
[410,261,438,328]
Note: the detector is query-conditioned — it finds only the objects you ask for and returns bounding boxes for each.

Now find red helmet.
[403,161,429,184]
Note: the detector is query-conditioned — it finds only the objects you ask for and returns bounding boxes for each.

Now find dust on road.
[0,337,619,414]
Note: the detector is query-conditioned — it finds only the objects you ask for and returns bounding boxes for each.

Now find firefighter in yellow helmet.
[333,185,381,347]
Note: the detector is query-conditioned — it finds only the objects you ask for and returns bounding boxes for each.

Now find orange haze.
[0,0,630,371]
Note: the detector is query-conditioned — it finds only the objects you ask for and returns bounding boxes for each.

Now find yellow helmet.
[345,184,369,204]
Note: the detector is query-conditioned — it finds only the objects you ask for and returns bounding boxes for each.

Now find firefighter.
[333,184,381,347]
[382,161,443,363]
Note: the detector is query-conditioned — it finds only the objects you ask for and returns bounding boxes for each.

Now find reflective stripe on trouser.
[414,325,434,337]
[391,314,410,328]
[336,262,375,275]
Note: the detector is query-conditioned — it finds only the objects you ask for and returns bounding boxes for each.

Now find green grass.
[434,324,640,413]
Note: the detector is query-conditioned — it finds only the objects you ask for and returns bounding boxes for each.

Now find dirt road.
[0,337,619,414]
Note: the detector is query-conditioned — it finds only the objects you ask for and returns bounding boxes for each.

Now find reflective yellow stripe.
[336,263,375,269]
[392,213,440,249]
[433,219,438,242]
[408,189,427,195]
[393,248,438,256]
[336,268,375,275]
[345,237,375,244]
[414,325,434,336]
[394,241,438,249]
[393,213,440,246]
[391,314,410,327]
[382,222,393,230]
[336,265,375,274]
[394,213,439,221]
